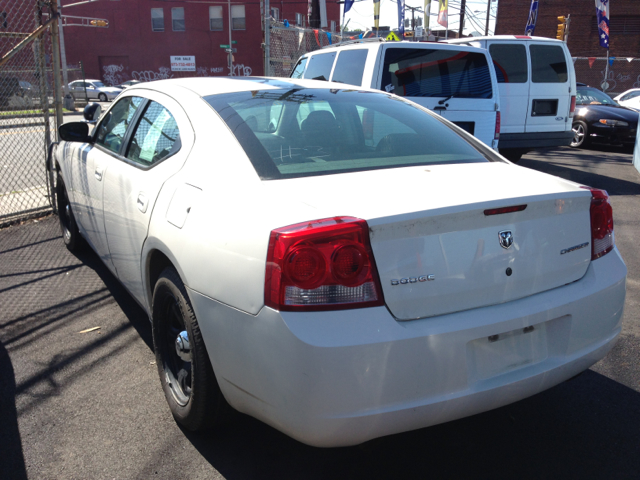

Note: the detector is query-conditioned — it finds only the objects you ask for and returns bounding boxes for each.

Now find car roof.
[446,35,566,45]
[123,76,382,98]
[304,39,491,55]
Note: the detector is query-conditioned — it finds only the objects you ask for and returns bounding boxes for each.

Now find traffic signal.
[556,16,567,41]
[90,19,109,27]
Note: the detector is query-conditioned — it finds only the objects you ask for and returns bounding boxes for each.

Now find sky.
[342,0,498,37]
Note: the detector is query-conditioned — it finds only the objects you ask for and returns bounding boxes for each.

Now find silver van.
[290,39,501,150]
[446,36,576,162]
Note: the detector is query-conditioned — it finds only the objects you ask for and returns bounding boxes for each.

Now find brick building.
[495,0,640,93]
[60,0,340,84]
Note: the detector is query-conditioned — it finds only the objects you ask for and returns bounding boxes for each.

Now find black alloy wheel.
[56,173,83,252]
[152,267,232,430]
[571,121,589,148]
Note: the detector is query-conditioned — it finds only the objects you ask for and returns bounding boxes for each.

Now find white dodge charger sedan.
[54,77,626,447]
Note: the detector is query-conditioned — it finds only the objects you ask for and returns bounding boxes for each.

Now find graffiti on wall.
[230,64,252,76]
[132,67,173,82]
[103,64,125,86]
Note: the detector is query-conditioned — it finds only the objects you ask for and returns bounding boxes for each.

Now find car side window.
[331,49,368,86]
[290,57,307,79]
[125,101,180,166]
[303,52,336,81]
[95,96,144,154]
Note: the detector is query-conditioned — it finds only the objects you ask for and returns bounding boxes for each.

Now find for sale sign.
[170,56,196,71]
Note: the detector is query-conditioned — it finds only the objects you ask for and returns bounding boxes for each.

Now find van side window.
[530,45,568,83]
[381,48,493,99]
[489,44,527,83]
[303,52,337,81]
[332,50,368,86]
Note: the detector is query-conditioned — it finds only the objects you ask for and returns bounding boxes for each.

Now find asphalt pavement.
[1,145,639,479]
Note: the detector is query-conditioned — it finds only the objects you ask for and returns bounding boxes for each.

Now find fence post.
[49,1,64,133]
[264,0,270,76]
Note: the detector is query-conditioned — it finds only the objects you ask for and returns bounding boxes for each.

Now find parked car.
[115,79,143,90]
[290,39,501,150]
[68,79,121,102]
[613,88,640,110]
[571,83,639,148]
[54,77,626,448]
[0,76,33,108]
[446,36,577,162]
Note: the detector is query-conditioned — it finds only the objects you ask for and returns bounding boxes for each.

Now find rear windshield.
[205,88,490,180]
[530,45,568,83]
[381,48,493,99]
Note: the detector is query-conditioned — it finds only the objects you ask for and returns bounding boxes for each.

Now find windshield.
[576,87,618,106]
[205,88,491,180]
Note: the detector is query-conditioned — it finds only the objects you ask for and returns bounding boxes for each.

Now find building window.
[231,5,245,30]
[295,13,305,27]
[209,6,223,31]
[270,7,279,22]
[172,7,185,31]
[331,20,336,32]
[151,8,164,32]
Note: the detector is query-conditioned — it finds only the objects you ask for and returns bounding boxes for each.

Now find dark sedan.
[571,85,639,149]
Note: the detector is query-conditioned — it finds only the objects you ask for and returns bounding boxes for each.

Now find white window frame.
[231,5,245,30]
[295,12,305,27]
[209,6,223,31]
[151,8,164,32]
[270,7,279,21]
[172,7,185,32]
[331,20,336,32]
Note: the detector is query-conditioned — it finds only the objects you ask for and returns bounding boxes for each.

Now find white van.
[290,39,501,149]
[446,36,576,162]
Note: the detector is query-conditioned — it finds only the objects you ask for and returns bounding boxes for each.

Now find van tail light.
[265,217,385,311]
[569,96,576,117]
[494,111,501,140]
[582,187,614,260]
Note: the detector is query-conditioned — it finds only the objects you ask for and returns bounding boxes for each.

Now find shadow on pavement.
[0,340,28,480]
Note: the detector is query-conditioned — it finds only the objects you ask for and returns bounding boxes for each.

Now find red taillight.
[569,95,576,117]
[494,111,501,140]
[265,217,385,311]
[582,187,614,260]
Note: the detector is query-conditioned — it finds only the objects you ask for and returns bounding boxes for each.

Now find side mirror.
[59,122,90,143]
[83,102,102,123]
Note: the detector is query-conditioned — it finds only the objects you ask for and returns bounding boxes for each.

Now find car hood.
[576,103,640,121]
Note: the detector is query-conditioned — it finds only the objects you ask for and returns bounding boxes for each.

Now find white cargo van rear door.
[376,44,498,148]
[526,41,571,133]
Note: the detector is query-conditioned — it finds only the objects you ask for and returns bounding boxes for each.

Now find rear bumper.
[499,131,574,149]
[188,248,626,447]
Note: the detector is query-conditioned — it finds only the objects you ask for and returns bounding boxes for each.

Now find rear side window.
[303,52,336,81]
[381,48,493,99]
[290,57,307,79]
[331,50,368,86]
[126,101,180,166]
[489,44,527,83]
[530,45,567,83]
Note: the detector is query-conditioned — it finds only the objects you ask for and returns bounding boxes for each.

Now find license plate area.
[531,99,558,116]
[467,323,548,381]
[452,121,475,135]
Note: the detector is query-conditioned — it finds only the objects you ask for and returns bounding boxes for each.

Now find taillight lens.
[265,217,384,311]
[494,111,501,140]
[582,187,614,260]
[569,96,576,117]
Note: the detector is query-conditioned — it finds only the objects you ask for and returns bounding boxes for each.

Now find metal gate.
[0,0,60,228]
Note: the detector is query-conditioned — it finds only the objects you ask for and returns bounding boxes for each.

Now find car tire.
[98,93,107,102]
[571,121,589,148]
[498,149,526,163]
[152,267,233,431]
[56,173,84,252]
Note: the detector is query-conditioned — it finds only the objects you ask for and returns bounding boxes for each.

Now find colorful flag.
[344,0,354,13]
[437,0,448,28]
[374,0,381,29]
[424,0,431,34]
[595,0,609,49]
[397,0,405,38]
[524,0,538,36]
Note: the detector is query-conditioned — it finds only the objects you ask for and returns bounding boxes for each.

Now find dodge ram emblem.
[499,230,513,249]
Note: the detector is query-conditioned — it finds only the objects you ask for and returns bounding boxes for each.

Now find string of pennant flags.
[577,57,638,68]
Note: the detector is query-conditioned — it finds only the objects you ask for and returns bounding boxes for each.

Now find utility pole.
[484,0,491,35]
[228,0,234,76]
[459,0,466,38]
[264,0,270,76]
[50,1,63,129]
[57,0,73,110]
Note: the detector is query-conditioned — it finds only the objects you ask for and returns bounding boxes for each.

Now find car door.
[83,95,146,273]
[101,92,194,306]
[487,42,530,135]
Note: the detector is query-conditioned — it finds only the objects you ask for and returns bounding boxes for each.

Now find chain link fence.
[268,24,344,77]
[0,0,58,228]
[573,57,640,96]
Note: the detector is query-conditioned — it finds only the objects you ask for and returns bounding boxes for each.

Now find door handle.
[94,166,103,180]
[137,193,149,213]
